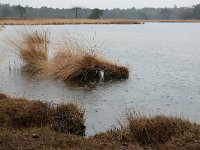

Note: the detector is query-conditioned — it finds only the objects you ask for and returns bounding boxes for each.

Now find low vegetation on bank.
[11,28,129,83]
[0,93,200,149]
[0,19,143,25]
[0,93,85,136]
[1,18,200,26]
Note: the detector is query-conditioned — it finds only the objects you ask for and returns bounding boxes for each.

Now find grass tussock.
[119,111,200,149]
[51,48,129,82]
[0,93,85,135]
[124,112,192,145]
[11,28,49,75]
[12,28,129,82]
[51,103,85,136]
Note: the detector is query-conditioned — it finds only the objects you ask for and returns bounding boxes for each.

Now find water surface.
[0,23,200,135]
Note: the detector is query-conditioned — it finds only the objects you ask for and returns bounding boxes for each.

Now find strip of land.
[0,18,200,25]
[0,19,143,25]
[142,20,200,23]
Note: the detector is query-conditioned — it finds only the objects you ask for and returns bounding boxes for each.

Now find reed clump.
[0,93,85,135]
[51,103,85,136]
[51,49,129,82]
[11,29,49,75]
[12,28,129,83]
[120,111,199,149]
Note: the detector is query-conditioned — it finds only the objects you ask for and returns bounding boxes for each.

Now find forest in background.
[0,3,200,20]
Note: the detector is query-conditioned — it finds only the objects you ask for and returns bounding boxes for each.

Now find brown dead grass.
[10,28,49,75]
[163,126,200,150]
[0,127,143,150]
[0,18,143,25]
[0,93,85,135]
[51,103,85,136]
[125,113,191,145]
[51,48,129,82]
[1,93,200,149]
[1,18,200,25]
[120,111,200,149]
[11,28,129,82]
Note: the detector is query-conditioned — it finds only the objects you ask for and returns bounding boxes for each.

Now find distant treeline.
[0,3,200,19]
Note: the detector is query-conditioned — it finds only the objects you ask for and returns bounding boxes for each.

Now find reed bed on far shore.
[1,18,200,26]
[0,18,143,25]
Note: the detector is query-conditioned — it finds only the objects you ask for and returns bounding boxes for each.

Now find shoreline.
[1,92,200,149]
[1,18,200,25]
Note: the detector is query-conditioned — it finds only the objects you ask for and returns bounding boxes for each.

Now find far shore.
[0,18,200,25]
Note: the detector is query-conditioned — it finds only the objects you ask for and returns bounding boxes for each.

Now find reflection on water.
[1,23,200,135]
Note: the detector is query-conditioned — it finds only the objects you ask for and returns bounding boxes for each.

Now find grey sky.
[1,0,200,9]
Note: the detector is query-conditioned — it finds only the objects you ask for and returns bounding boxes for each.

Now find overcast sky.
[1,0,200,9]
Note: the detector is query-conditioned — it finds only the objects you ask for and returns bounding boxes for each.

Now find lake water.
[0,23,200,135]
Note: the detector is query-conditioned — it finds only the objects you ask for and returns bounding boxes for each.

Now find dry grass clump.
[121,111,194,147]
[51,49,129,82]
[0,93,85,135]
[12,28,129,82]
[163,125,200,150]
[0,96,50,128]
[11,29,49,75]
[51,35,129,82]
[51,103,85,135]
